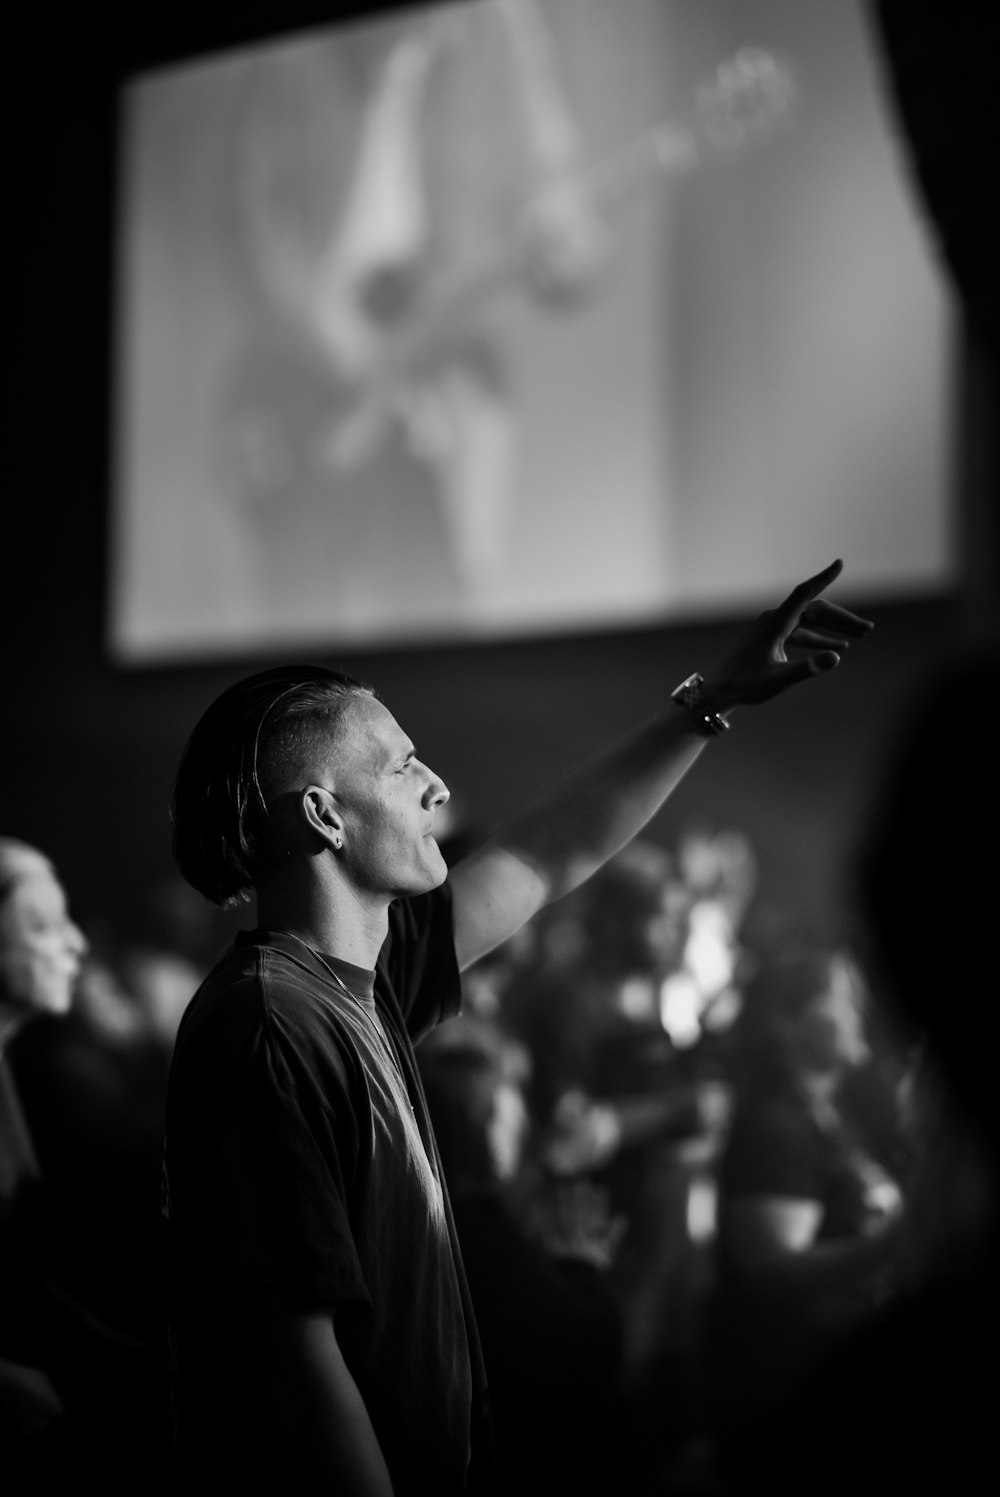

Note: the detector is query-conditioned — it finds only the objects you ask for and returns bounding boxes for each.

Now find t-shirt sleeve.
[166,975,371,1323]
[381,882,462,1043]
[239,1015,370,1312]
[720,1099,828,1202]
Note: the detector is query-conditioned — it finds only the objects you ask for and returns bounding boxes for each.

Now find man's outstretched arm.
[449,559,872,971]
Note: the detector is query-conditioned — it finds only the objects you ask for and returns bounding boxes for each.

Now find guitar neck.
[328,48,795,459]
[418,122,696,330]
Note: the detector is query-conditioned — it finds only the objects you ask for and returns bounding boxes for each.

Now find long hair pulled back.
[170,664,373,907]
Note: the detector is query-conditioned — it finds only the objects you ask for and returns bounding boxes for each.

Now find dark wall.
[3,589,964,952]
[2,3,996,957]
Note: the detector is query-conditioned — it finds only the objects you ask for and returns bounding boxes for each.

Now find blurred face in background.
[640,882,691,973]
[485,1070,532,1182]
[788,955,870,1076]
[0,842,88,1022]
[596,879,690,978]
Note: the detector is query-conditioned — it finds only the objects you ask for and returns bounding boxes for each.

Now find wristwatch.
[671,672,730,737]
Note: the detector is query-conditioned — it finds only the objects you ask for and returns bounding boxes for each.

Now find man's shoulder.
[178,937,343,1047]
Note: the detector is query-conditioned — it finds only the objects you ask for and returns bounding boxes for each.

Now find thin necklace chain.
[280,929,398,1062]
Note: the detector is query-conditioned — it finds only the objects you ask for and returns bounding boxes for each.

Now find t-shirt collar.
[235,928,377,1004]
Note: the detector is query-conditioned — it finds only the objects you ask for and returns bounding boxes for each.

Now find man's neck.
[255,879,390,970]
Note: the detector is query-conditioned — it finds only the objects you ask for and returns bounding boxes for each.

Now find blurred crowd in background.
[4,635,995,1497]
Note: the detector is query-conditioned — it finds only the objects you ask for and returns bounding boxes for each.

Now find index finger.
[774,559,844,625]
[792,558,844,601]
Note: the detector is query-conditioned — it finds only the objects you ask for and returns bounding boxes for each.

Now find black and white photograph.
[3,2,996,1494]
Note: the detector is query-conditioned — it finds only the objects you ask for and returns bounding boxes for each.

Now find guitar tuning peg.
[696,47,799,155]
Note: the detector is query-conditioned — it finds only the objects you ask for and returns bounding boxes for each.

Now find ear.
[302,785,345,850]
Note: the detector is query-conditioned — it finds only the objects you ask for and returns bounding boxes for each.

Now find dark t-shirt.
[717,1087,892,1247]
[708,1087,895,1441]
[162,884,492,1494]
[449,1186,624,1497]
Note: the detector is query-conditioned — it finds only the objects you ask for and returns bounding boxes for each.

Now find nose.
[422,766,450,810]
[67,920,89,961]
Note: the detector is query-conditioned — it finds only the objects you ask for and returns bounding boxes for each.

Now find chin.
[422,857,449,891]
[41,987,74,1016]
[423,838,449,882]
[8,989,71,1025]
[394,857,448,899]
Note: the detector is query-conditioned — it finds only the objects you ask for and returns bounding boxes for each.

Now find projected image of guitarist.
[229,0,794,601]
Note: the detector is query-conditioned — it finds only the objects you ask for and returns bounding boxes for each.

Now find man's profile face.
[328,695,451,899]
[0,849,88,1018]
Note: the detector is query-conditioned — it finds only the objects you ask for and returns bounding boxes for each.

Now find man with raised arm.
[162,559,871,1495]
